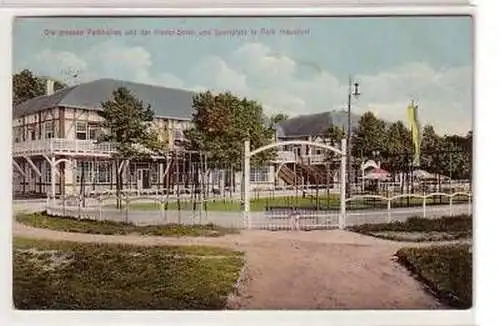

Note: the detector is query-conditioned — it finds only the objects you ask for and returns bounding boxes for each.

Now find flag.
[407,101,422,166]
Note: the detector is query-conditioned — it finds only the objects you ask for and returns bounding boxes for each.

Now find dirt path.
[13,222,446,309]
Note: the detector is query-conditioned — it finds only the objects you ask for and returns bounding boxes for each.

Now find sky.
[12,16,473,135]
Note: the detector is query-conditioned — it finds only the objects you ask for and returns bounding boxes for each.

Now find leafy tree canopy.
[13,69,66,106]
[352,111,387,158]
[185,91,275,169]
[270,113,289,125]
[98,87,160,160]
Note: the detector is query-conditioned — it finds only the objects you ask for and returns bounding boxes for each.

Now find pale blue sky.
[12,16,473,135]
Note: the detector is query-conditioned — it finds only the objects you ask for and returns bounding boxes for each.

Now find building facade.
[12,79,197,197]
[12,78,355,198]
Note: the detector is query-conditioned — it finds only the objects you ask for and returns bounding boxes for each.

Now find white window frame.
[97,161,112,184]
[44,161,51,183]
[88,123,100,141]
[76,121,87,140]
[27,124,37,141]
[14,127,22,143]
[75,161,92,183]
[45,121,55,139]
[250,167,270,183]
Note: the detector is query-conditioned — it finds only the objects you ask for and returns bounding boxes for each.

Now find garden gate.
[242,139,347,230]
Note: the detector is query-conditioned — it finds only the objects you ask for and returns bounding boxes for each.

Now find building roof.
[275,110,362,138]
[13,78,196,119]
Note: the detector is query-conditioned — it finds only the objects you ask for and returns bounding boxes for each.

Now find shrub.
[396,244,472,309]
[347,214,472,241]
[16,212,239,237]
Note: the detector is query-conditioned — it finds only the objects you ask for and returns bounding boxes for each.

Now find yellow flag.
[407,101,421,166]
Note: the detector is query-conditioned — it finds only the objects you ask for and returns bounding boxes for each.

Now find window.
[88,123,100,140]
[97,162,112,183]
[45,121,54,139]
[27,125,37,140]
[30,124,38,140]
[250,167,269,183]
[13,127,22,143]
[75,162,92,183]
[151,164,159,184]
[76,122,87,140]
[44,161,51,183]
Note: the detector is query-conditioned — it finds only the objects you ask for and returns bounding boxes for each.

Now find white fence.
[43,191,472,230]
[346,192,473,222]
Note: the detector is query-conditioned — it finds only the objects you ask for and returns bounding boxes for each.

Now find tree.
[185,91,275,170]
[420,125,443,174]
[440,134,472,180]
[384,121,412,173]
[325,125,346,164]
[352,112,387,163]
[98,87,160,209]
[13,69,65,105]
[270,113,289,125]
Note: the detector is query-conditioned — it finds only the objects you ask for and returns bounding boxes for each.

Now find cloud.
[25,41,472,135]
[189,56,248,94]
[34,49,88,79]
[191,46,472,135]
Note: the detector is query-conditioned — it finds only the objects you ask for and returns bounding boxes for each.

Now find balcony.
[273,151,296,163]
[12,139,117,157]
[302,154,326,164]
[272,151,326,164]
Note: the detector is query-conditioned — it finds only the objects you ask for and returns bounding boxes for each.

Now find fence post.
[387,199,392,223]
[339,139,347,230]
[78,194,82,220]
[98,196,103,221]
[160,195,166,223]
[243,140,251,229]
[449,196,453,217]
[125,195,129,224]
[62,194,66,217]
[422,196,426,218]
[468,194,472,216]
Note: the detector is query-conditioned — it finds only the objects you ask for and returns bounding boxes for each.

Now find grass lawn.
[13,237,244,309]
[115,193,469,212]
[396,244,472,309]
[347,214,472,242]
[16,212,239,237]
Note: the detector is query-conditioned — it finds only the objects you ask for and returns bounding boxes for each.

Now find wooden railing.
[12,139,117,157]
[273,151,326,164]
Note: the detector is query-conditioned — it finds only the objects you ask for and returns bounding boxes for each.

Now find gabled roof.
[13,78,196,119]
[275,110,362,138]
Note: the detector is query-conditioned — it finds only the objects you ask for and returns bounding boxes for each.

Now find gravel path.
[13,221,451,310]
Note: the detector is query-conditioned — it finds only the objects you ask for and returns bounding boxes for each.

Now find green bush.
[13,237,244,310]
[16,211,239,237]
[396,244,472,309]
[347,215,472,241]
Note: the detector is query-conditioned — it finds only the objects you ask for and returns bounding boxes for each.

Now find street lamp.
[346,76,361,197]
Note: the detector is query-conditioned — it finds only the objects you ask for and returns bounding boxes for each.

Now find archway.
[242,139,347,230]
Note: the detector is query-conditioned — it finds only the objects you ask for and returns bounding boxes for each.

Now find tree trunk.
[115,160,122,209]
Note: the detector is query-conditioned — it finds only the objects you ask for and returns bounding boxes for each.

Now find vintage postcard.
[11,15,473,312]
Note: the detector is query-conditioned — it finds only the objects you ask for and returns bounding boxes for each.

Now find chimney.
[46,79,55,95]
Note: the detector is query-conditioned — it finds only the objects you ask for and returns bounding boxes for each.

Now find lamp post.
[346,76,361,198]
[372,150,381,194]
